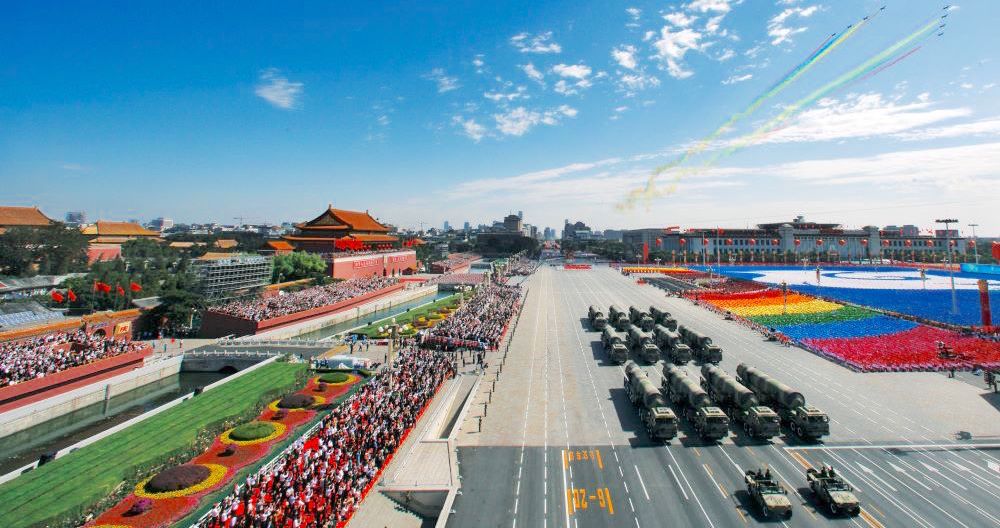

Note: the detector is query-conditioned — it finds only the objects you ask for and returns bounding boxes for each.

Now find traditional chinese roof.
[265,240,294,251]
[295,204,391,233]
[344,234,398,242]
[0,206,54,227]
[81,221,160,238]
[214,239,238,249]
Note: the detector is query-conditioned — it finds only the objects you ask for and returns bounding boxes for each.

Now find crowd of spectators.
[0,331,146,388]
[198,346,454,528]
[425,284,520,349]
[209,277,398,322]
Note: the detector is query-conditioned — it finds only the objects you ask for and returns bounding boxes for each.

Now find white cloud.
[685,0,733,13]
[452,116,487,142]
[722,73,753,85]
[484,86,528,102]
[664,12,697,28]
[552,64,593,96]
[449,157,625,197]
[894,117,1000,142]
[376,114,391,126]
[612,45,639,70]
[652,26,704,79]
[767,5,820,46]
[254,68,303,109]
[520,63,545,85]
[768,142,1000,191]
[510,31,562,54]
[424,68,460,93]
[619,73,661,92]
[472,54,486,74]
[626,7,642,20]
[493,105,577,136]
[758,93,972,144]
[715,48,736,61]
[552,63,592,79]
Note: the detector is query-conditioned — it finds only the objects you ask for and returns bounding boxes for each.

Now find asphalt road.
[448,265,1000,528]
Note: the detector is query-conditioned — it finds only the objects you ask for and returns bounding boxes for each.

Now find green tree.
[0,225,88,277]
[271,252,328,283]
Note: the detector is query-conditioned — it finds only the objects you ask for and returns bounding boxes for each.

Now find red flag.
[67,289,77,302]
[116,285,126,296]
[130,282,142,292]
[50,291,65,303]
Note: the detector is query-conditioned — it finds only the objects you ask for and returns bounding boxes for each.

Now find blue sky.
[2,1,998,234]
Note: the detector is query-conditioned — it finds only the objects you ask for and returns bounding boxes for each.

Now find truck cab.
[644,406,678,441]
[639,342,660,363]
[787,406,830,439]
[694,344,723,364]
[591,314,607,331]
[670,343,692,364]
[743,406,781,439]
[608,342,629,364]
[692,407,730,441]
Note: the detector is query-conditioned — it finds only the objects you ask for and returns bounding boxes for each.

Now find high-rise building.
[65,211,86,225]
[463,221,470,233]
[503,214,523,233]
[150,217,174,231]
[443,220,451,231]
[518,210,523,220]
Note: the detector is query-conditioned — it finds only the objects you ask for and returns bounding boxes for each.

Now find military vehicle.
[745,468,792,519]
[608,305,630,331]
[677,325,723,364]
[623,361,678,441]
[653,324,692,364]
[600,327,629,364]
[736,364,830,440]
[662,364,730,441]
[807,466,860,516]
[629,306,655,332]
[587,305,607,331]
[627,324,661,363]
[700,365,780,439]
[649,306,677,330]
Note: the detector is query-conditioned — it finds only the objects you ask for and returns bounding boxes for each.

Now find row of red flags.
[50,281,142,303]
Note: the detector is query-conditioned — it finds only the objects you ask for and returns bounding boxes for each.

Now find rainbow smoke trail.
[618,9,880,210]
[719,14,942,158]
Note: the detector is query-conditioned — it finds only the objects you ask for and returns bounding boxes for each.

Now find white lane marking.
[667,448,716,528]
[634,465,651,500]
[669,465,689,500]
[790,443,1000,451]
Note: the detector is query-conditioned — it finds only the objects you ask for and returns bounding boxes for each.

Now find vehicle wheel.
[829,502,838,515]
[785,511,793,519]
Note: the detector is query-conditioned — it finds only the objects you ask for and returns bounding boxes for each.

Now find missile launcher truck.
[600,327,630,364]
[745,468,793,519]
[649,306,677,331]
[623,360,678,441]
[608,305,630,331]
[653,324,692,364]
[677,325,723,364]
[587,305,608,331]
[736,364,830,440]
[700,365,780,439]
[629,306,656,332]
[662,364,730,441]
[627,324,661,363]
[807,466,860,516]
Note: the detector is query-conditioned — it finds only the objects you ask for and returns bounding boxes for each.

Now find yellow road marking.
[563,449,568,469]
[566,488,573,515]
[605,487,614,515]
[789,451,813,470]
[860,509,886,528]
[735,507,748,524]
[693,447,702,457]
[869,504,885,518]
[595,449,604,470]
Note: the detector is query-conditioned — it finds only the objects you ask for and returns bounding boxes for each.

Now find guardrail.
[217,336,331,347]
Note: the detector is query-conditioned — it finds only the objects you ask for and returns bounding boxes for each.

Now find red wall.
[329,251,417,280]
[0,347,152,413]
[199,283,406,338]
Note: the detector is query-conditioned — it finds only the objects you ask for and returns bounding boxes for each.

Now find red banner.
[642,242,649,263]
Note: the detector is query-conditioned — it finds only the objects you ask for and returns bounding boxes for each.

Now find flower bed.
[86,373,362,528]
[697,286,1000,372]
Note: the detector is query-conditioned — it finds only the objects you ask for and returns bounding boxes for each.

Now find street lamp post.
[968,223,979,264]
[935,218,960,315]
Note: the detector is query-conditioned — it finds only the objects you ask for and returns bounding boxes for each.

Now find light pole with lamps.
[935,218,960,315]
[968,223,979,264]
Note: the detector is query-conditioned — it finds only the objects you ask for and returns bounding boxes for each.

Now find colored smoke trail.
[618,10,879,211]
[720,15,941,158]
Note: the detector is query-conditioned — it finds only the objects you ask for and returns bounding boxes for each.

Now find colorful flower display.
[87,373,361,528]
[696,286,1000,372]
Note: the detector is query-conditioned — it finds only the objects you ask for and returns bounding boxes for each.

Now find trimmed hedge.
[229,421,277,441]
[318,372,350,384]
[146,465,209,493]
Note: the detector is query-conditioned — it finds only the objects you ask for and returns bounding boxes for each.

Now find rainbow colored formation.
[698,289,1000,372]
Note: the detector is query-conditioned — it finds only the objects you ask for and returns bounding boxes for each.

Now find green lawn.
[0,361,306,528]
[354,293,463,338]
